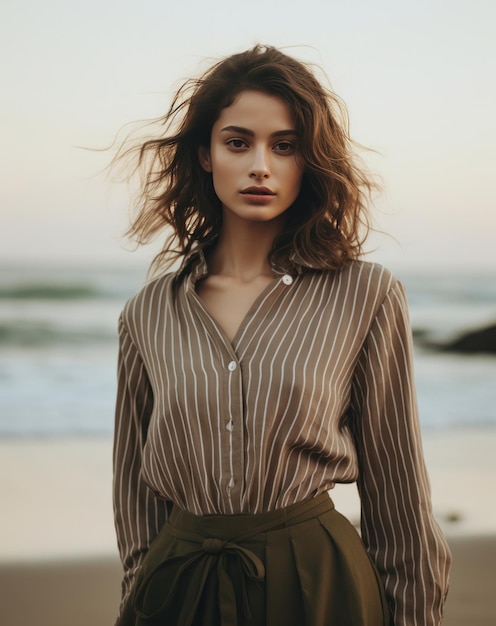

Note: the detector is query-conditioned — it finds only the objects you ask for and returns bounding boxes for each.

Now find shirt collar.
[175,246,209,286]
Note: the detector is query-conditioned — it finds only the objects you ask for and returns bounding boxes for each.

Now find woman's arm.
[350,280,451,626]
[113,315,169,611]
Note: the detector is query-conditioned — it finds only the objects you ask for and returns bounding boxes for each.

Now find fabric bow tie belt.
[130,494,334,626]
[133,526,266,626]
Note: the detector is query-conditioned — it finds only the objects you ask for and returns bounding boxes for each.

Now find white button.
[227,361,237,371]
[282,274,293,285]
[226,420,234,432]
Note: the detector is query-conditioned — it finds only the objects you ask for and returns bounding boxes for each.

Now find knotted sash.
[131,492,335,626]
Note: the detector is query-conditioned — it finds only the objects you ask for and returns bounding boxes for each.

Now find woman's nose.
[249,146,270,178]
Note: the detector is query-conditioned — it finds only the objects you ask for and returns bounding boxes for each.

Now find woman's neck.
[207,214,284,281]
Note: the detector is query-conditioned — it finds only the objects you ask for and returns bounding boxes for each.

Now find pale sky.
[1,0,495,271]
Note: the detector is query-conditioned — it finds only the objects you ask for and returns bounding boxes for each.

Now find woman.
[113,45,451,626]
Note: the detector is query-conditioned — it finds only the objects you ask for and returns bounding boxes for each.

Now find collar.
[174,246,209,286]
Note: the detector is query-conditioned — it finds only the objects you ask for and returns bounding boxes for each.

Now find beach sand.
[1,537,493,626]
[0,430,495,625]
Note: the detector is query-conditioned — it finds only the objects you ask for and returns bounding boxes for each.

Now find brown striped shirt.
[113,250,451,625]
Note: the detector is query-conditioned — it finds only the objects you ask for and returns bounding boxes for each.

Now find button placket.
[225,357,241,499]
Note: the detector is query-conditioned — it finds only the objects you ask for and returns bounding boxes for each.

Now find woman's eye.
[274,141,295,153]
[226,138,248,149]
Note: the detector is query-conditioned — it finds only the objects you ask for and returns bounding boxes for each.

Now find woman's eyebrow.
[220,125,298,137]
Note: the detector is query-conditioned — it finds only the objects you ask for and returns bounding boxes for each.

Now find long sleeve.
[113,315,170,611]
[350,281,451,626]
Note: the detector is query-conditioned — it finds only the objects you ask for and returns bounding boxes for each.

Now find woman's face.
[199,90,303,227]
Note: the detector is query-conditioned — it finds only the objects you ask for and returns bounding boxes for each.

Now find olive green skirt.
[117,492,390,626]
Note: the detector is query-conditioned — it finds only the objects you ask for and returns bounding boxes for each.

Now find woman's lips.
[240,186,276,203]
[241,186,275,195]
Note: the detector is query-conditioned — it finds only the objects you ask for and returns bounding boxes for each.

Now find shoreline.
[1,427,496,562]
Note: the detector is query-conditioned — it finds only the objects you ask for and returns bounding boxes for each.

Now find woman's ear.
[198,146,212,172]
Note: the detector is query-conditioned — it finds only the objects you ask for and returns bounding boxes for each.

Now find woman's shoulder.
[306,260,403,323]
[322,260,406,329]
[120,270,177,329]
[328,259,399,297]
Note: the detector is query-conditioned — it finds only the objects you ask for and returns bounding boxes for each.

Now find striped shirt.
[113,249,451,625]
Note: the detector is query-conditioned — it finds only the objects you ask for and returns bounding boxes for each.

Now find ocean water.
[0,262,495,437]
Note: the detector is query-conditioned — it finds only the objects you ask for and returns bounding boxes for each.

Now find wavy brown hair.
[116,45,377,274]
